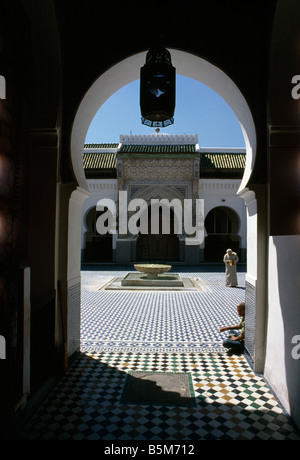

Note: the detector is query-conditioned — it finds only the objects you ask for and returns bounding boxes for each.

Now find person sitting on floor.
[219,301,245,355]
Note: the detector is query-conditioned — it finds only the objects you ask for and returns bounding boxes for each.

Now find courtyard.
[15,266,300,441]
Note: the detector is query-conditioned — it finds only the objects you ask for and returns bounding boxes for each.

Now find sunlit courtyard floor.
[16,266,300,440]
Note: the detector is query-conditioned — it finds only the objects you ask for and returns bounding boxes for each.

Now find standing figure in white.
[223,248,239,287]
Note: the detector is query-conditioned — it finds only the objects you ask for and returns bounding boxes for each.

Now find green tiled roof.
[83,152,117,169]
[83,148,246,178]
[200,152,246,169]
[119,144,196,153]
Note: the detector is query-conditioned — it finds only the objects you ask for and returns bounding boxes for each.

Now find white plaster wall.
[238,188,257,282]
[265,235,300,428]
[68,187,90,282]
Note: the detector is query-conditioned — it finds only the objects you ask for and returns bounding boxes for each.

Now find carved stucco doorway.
[136,206,179,261]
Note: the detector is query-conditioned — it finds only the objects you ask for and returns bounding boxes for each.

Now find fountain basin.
[134,264,171,277]
[121,272,183,287]
[120,263,183,287]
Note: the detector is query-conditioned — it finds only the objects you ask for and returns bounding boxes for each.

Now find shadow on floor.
[14,351,299,441]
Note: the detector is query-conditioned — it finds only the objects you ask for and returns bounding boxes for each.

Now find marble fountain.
[105,263,198,291]
[121,264,183,288]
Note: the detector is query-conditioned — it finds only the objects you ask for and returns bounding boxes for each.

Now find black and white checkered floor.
[16,268,300,440]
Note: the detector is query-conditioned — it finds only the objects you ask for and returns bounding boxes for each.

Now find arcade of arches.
[83,204,243,264]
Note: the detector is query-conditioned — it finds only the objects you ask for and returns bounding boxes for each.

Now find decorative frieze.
[122,158,194,180]
[199,179,241,194]
[128,184,188,202]
[87,179,118,193]
[119,133,199,145]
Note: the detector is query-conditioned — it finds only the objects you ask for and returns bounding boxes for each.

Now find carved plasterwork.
[129,184,187,203]
[199,179,241,195]
[122,158,194,180]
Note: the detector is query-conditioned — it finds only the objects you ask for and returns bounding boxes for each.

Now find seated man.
[219,302,245,355]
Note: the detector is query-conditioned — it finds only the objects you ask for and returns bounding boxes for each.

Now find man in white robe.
[223,248,239,287]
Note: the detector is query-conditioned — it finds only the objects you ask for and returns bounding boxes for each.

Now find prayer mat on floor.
[120,371,196,407]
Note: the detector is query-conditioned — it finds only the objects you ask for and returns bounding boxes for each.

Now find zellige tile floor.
[15,267,300,440]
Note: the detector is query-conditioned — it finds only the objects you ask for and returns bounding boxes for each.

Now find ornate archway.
[136,205,180,262]
[68,49,257,360]
[71,50,256,193]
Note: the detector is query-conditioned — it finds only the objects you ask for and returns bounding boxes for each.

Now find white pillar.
[67,187,90,357]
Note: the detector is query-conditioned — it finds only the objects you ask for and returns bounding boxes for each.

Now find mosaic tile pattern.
[14,269,300,440]
[16,352,300,440]
[80,271,246,353]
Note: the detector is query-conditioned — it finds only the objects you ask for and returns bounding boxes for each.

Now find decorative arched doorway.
[68,49,259,365]
[136,206,179,261]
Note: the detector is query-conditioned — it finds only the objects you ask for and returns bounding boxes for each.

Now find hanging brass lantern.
[140,47,176,127]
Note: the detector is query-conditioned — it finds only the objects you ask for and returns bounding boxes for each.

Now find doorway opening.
[204,206,240,262]
[83,207,113,263]
[136,206,179,261]
[69,49,257,361]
